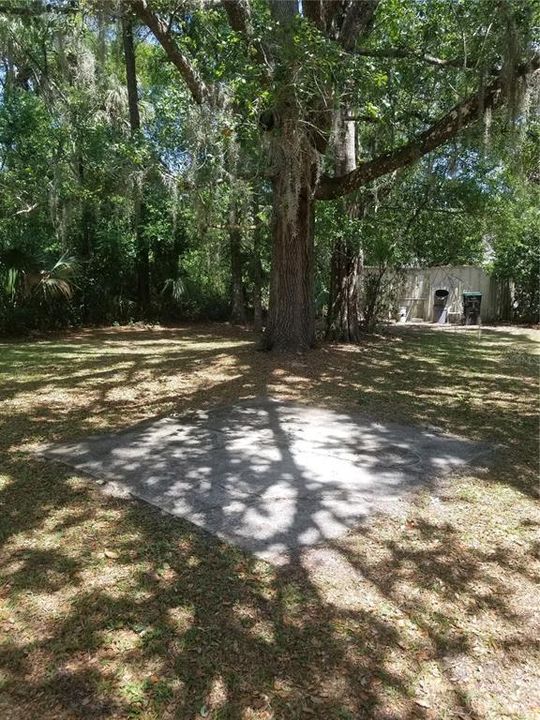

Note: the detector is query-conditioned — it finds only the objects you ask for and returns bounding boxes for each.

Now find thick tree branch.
[347,110,438,125]
[316,56,540,201]
[302,0,325,31]
[338,0,379,51]
[222,0,270,69]
[129,0,209,105]
[222,0,251,34]
[303,1,379,50]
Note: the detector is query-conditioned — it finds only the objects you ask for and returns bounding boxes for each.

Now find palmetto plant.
[162,276,185,303]
[30,253,79,301]
[1,249,79,305]
[162,259,186,304]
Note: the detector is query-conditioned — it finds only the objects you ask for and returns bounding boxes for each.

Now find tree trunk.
[253,262,263,332]
[326,108,362,342]
[134,193,150,313]
[229,199,246,324]
[78,155,93,260]
[77,153,94,324]
[252,203,263,333]
[122,15,141,132]
[326,238,362,341]
[122,13,150,315]
[264,117,318,352]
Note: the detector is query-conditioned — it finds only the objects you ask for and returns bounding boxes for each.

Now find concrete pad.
[42,399,493,563]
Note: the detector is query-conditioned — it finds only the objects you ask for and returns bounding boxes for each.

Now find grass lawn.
[0,323,538,720]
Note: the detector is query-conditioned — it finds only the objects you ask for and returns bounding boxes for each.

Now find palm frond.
[162,277,185,303]
[36,276,75,300]
[5,268,19,301]
[30,253,79,301]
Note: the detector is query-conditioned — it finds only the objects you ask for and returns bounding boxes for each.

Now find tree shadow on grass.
[0,324,538,719]
[1,458,538,719]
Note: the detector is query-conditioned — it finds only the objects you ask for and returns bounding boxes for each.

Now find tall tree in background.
[121,9,150,312]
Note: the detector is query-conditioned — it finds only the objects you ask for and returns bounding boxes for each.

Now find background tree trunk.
[77,155,94,260]
[327,237,362,341]
[252,195,263,333]
[326,108,362,342]
[134,194,150,314]
[77,154,94,324]
[122,13,150,315]
[229,198,246,324]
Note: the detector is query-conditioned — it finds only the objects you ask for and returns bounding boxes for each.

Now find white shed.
[386,266,511,323]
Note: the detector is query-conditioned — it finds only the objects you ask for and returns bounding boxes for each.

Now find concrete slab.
[42,399,493,563]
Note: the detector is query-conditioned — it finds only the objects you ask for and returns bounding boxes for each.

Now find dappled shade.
[42,400,493,563]
[0,324,538,719]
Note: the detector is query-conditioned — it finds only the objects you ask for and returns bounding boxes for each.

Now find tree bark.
[229,199,246,324]
[327,238,362,341]
[252,195,263,333]
[77,153,94,324]
[264,115,318,352]
[326,108,361,342]
[134,194,150,314]
[77,154,93,260]
[122,14,141,131]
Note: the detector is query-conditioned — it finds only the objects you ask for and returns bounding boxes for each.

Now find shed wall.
[363,265,511,323]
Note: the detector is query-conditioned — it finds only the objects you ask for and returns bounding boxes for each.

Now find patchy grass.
[0,322,538,720]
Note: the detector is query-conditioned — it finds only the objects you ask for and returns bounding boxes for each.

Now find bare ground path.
[0,323,538,720]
